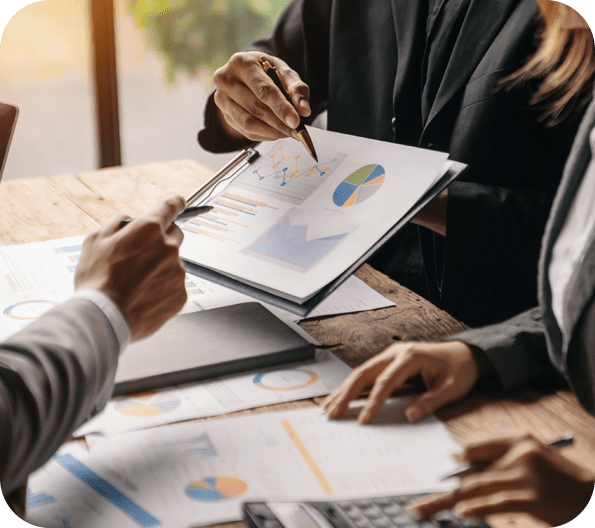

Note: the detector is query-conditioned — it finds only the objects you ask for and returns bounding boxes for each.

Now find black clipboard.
[183,145,467,317]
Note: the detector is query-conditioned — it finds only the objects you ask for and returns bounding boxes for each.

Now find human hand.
[410,189,448,236]
[213,51,311,143]
[322,341,483,424]
[74,196,188,342]
[409,434,595,526]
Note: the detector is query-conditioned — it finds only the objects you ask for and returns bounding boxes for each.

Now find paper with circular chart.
[78,403,459,527]
[179,128,449,303]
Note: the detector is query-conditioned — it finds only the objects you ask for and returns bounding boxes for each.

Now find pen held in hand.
[441,433,574,481]
[258,56,319,163]
[118,205,214,230]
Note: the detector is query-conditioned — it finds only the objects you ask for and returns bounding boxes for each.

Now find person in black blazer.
[323,2,595,523]
[198,0,589,327]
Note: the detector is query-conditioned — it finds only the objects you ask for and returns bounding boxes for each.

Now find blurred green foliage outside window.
[130,0,291,83]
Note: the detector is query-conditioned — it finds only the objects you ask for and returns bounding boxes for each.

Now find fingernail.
[405,407,422,423]
[298,98,310,113]
[451,452,464,462]
[286,114,299,129]
[405,505,422,520]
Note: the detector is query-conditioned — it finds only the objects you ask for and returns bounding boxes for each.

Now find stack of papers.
[28,403,460,527]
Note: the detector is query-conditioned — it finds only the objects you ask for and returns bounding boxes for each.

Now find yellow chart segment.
[281,421,333,495]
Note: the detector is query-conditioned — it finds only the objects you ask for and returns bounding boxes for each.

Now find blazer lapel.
[539,97,595,358]
[424,0,522,128]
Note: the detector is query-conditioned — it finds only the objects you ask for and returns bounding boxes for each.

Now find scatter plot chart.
[333,164,385,207]
[247,208,357,270]
[185,477,248,502]
[233,141,347,205]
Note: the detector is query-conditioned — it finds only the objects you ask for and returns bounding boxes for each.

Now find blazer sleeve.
[446,307,563,393]
[198,0,333,153]
[0,298,121,497]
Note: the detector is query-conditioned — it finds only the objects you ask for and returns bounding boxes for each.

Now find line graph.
[232,141,347,205]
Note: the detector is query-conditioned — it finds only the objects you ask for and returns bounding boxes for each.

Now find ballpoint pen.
[118,205,213,229]
[258,56,319,163]
[441,433,574,480]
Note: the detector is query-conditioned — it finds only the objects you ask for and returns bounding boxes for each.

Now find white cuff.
[71,290,131,352]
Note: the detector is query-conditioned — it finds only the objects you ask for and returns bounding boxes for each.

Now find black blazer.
[453,96,595,415]
[200,0,585,326]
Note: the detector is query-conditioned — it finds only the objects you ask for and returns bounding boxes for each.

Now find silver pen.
[441,433,574,480]
[118,205,213,229]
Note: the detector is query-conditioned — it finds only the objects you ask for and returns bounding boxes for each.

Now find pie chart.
[185,477,248,502]
[332,164,385,207]
[253,369,319,391]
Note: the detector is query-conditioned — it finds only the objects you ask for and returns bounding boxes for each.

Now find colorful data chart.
[185,477,248,503]
[54,453,161,527]
[3,300,57,320]
[183,192,264,244]
[234,143,346,204]
[333,164,385,207]
[114,391,182,418]
[253,369,319,391]
[26,489,57,509]
[249,212,350,269]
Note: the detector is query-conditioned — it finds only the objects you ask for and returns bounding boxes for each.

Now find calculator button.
[354,499,374,509]
[353,518,374,528]
[382,505,405,516]
[374,497,394,507]
[370,517,393,528]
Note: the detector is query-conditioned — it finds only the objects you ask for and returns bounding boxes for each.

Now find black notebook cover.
[113,302,315,396]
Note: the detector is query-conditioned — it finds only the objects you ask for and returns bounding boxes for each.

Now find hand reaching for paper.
[74,196,188,342]
[408,434,595,526]
[213,51,312,143]
[322,341,486,424]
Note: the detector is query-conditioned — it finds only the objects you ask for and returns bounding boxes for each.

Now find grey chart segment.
[248,209,356,270]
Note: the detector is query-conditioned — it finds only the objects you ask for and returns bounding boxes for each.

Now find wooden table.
[2,160,594,528]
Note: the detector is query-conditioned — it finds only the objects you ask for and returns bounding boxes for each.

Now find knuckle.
[254,82,275,101]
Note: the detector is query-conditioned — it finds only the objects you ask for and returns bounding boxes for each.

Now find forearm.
[0,298,121,495]
[447,307,561,392]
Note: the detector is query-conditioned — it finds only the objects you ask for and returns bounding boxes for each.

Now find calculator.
[243,494,491,528]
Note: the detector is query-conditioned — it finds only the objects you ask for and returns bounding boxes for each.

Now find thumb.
[405,386,454,422]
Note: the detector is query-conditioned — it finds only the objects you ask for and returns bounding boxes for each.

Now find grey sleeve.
[446,307,561,393]
[0,298,120,496]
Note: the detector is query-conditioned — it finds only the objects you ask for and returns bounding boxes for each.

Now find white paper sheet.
[75,350,352,437]
[85,402,460,527]
[0,236,393,342]
[26,444,162,528]
[180,129,449,301]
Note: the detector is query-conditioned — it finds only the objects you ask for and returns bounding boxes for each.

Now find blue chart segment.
[249,213,350,269]
[185,477,248,502]
[53,454,161,527]
[333,164,385,207]
[27,489,57,509]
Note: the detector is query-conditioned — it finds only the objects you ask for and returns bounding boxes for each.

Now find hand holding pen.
[212,51,314,146]
[408,432,595,525]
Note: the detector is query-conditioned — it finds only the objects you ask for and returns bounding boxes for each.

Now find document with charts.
[180,127,457,314]
[80,402,459,527]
